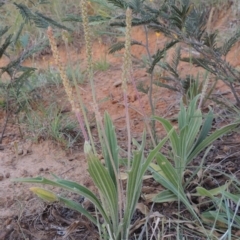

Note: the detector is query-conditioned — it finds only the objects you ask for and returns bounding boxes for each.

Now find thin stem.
[73,79,96,153]
[143,25,152,62]
[143,25,157,143]
[63,39,96,153]
[130,72,156,147]
[149,73,156,142]
[198,72,209,109]
[59,43,89,143]
[123,91,131,170]
[75,112,88,141]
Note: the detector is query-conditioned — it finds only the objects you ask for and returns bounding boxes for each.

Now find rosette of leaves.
[15,112,171,239]
[149,96,240,236]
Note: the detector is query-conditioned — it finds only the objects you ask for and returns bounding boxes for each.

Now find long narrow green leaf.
[149,162,167,179]
[151,155,201,222]
[141,130,171,176]
[185,109,202,153]
[178,101,187,130]
[14,177,110,224]
[188,122,239,162]
[153,189,178,203]
[122,149,144,238]
[29,188,99,229]
[103,112,119,186]
[152,170,199,219]
[192,109,214,151]
[224,192,240,205]
[196,187,214,199]
[58,196,98,226]
[155,153,181,189]
[181,97,203,156]
[201,211,240,229]
[187,95,200,122]
[196,183,230,198]
[152,117,179,156]
[179,125,188,168]
[88,155,118,232]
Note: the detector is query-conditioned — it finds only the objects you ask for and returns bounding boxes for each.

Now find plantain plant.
[149,95,240,233]
[15,112,171,240]
[14,5,171,239]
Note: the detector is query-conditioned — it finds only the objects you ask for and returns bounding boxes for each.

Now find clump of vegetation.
[108,0,240,139]
[24,103,81,148]
[0,1,80,145]
[0,0,239,239]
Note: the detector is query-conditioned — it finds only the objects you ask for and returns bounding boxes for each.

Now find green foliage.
[108,40,143,54]
[66,63,85,84]
[149,96,239,222]
[108,0,240,105]
[0,1,71,142]
[14,3,71,30]
[93,58,111,71]
[148,40,178,74]
[63,14,111,23]
[15,112,170,239]
[24,104,80,147]
[182,74,205,104]
[197,185,240,233]
[101,112,119,187]
[107,0,127,9]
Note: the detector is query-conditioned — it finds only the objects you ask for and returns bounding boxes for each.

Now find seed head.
[122,8,132,91]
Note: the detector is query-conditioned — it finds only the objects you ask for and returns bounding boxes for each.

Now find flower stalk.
[47,26,88,141]
[122,8,132,170]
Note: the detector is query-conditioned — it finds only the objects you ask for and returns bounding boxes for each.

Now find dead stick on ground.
[60,167,74,176]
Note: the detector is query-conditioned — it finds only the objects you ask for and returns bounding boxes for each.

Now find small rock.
[5,172,10,178]
[60,107,71,113]
[0,145,4,150]
[113,80,122,87]
[163,202,168,207]
[0,173,4,181]
[18,149,23,155]
[111,99,118,104]
[39,168,44,172]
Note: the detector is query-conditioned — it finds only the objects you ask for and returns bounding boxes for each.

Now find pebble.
[163,202,168,207]
[5,172,10,178]
[18,149,23,155]
[113,80,122,87]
